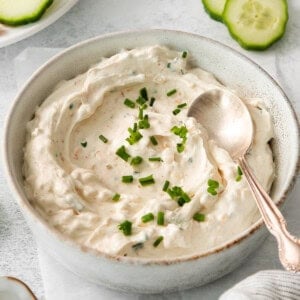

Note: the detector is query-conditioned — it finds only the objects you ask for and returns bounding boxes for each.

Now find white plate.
[0,0,78,48]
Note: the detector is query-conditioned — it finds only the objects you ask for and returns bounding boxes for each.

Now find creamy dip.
[24,46,275,259]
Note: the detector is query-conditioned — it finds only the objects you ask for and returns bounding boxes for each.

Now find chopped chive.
[124,98,135,108]
[118,220,132,236]
[116,146,131,162]
[69,103,74,109]
[167,62,171,68]
[150,136,158,146]
[172,108,181,115]
[182,51,188,58]
[138,114,150,129]
[148,157,162,162]
[138,107,144,120]
[208,179,219,189]
[136,96,147,105]
[133,122,138,132]
[99,134,108,143]
[177,143,185,153]
[139,174,155,186]
[141,213,154,223]
[171,125,188,139]
[193,212,205,222]
[153,236,164,247]
[80,141,87,148]
[167,89,177,97]
[157,212,164,226]
[237,166,243,176]
[150,97,156,107]
[162,180,170,192]
[126,125,143,145]
[166,185,191,206]
[207,187,217,196]
[236,166,243,182]
[139,87,148,101]
[207,179,219,195]
[141,103,148,110]
[177,103,187,109]
[112,193,120,201]
[122,175,133,183]
[177,197,185,207]
[130,156,143,165]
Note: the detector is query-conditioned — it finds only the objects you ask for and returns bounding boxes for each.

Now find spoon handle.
[239,156,300,272]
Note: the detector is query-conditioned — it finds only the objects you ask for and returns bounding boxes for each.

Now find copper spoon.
[188,89,300,271]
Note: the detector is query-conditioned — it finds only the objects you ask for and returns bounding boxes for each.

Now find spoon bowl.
[188,89,253,159]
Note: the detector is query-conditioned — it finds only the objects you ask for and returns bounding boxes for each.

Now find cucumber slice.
[0,0,53,26]
[223,0,288,50]
[202,0,227,22]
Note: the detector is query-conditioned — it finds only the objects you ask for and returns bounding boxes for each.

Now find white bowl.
[3,30,299,293]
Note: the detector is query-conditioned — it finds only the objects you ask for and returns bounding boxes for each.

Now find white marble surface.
[0,0,299,299]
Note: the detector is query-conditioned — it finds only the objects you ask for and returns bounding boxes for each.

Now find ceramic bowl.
[3,30,299,293]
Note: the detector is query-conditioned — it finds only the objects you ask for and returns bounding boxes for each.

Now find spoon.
[188,89,300,272]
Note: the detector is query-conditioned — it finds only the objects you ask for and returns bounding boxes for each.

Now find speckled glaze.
[3,30,299,293]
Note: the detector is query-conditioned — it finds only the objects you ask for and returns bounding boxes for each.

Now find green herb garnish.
[136,96,147,106]
[139,174,155,186]
[157,212,165,226]
[112,193,120,201]
[139,87,148,101]
[193,212,205,222]
[153,236,164,247]
[148,157,162,162]
[150,97,156,107]
[166,185,191,206]
[162,180,170,192]
[126,124,143,145]
[122,175,134,183]
[150,136,158,146]
[207,179,219,196]
[176,143,185,153]
[177,103,187,109]
[171,125,188,139]
[130,156,143,166]
[118,220,132,236]
[99,134,108,143]
[236,166,243,182]
[167,62,171,68]
[124,98,135,108]
[81,141,87,148]
[171,125,188,153]
[141,213,154,223]
[138,114,150,129]
[172,108,181,115]
[138,107,144,120]
[182,51,187,58]
[69,103,74,109]
[116,145,131,162]
[167,89,177,97]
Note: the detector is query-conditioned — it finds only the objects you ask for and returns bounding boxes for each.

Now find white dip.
[24,46,275,259]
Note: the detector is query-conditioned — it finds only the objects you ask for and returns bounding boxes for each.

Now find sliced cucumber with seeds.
[223,0,288,50]
[0,0,53,26]
[202,0,227,22]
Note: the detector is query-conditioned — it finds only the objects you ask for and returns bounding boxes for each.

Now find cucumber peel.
[223,0,288,50]
[0,0,53,26]
[202,0,227,22]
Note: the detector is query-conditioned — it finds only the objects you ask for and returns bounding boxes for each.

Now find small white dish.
[0,0,78,48]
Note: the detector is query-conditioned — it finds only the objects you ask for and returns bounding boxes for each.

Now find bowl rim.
[3,28,300,266]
